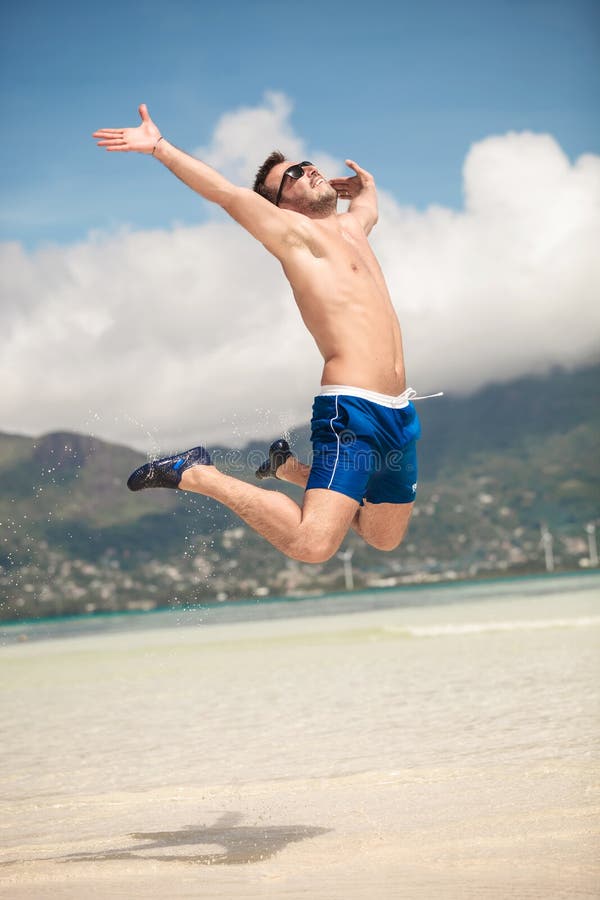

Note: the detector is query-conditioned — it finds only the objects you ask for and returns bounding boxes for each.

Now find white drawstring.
[319,384,444,409]
[400,388,445,403]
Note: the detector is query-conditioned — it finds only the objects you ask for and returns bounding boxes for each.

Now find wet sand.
[2,765,598,899]
[2,578,599,898]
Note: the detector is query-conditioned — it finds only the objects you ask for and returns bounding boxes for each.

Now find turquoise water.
[2,570,598,645]
[1,573,599,898]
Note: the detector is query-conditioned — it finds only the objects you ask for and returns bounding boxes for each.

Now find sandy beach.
[1,575,599,898]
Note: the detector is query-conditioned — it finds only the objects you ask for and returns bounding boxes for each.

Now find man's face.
[266,161,337,216]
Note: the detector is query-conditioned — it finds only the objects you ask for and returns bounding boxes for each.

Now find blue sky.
[1,0,599,247]
[1,0,599,448]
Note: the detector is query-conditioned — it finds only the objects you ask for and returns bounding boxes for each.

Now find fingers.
[346,158,373,177]
[95,137,129,151]
[92,101,151,139]
[92,126,128,150]
[329,176,357,199]
[330,185,353,199]
[92,129,125,138]
[93,132,125,143]
[96,140,127,147]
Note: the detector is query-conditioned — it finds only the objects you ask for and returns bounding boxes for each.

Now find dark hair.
[253,150,286,203]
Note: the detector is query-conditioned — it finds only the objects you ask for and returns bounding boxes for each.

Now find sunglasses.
[275,161,313,207]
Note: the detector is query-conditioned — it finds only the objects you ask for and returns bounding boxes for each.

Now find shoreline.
[2,581,599,898]
[2,566,599,631]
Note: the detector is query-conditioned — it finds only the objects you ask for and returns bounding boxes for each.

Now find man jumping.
[93,104,430,564]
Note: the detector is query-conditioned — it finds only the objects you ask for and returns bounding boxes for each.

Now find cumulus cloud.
[195,91,340,187]
[373,131,600,392]
[1,94,599,451]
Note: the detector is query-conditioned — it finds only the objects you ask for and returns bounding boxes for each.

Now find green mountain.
[1,364,598,621]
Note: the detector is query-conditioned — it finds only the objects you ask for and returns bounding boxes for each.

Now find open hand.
[93,104,161,154]
[329,159,375,199]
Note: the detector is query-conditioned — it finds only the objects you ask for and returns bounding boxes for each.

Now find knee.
[365,531,407,553]
[369,538,400,552]
[290,533,341,564]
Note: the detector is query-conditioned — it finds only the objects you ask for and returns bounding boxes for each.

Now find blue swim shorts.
[305,385,421,505]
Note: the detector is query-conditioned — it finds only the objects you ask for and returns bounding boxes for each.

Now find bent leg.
[260,451,413,552]
[180,465,358,563]
[277,456,311,488]
[353,501,414,552]
[278,456,403,545]
[277,456,370,534]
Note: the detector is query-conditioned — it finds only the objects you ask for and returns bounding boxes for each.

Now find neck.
[283,196,338,219]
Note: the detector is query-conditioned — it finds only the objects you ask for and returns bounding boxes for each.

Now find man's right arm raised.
[93,104,296,255]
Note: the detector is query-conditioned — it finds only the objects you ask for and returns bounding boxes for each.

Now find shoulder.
[336,210,370,236]
[342,202,378,236]
[222,188,312,256]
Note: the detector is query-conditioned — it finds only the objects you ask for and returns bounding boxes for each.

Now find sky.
[1,0,599,450]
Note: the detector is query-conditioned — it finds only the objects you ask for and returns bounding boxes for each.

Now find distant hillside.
[1,364,598,620]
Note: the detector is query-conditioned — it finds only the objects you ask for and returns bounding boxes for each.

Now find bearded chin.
[295,185,338,217]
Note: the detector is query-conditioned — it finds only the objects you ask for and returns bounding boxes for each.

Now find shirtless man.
[93,104,424,564]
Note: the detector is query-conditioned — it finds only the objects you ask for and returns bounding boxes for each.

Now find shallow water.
[1,574,599,898]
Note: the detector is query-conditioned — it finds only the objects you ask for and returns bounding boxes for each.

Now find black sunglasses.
[275,161,313,207]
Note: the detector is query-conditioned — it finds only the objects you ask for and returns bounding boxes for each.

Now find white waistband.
[319,384,444,409]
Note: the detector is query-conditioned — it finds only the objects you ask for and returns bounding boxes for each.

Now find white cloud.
[195,91,340,187]
[372,131,600,392]
[1,96,599,452]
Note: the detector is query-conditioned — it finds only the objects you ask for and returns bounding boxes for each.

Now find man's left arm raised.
[329,159,379,235]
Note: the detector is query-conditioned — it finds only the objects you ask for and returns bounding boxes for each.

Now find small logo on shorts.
[412,482,417,493]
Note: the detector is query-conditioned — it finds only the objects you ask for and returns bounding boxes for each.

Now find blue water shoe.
[127,446,212,491]
[255,439,292,480]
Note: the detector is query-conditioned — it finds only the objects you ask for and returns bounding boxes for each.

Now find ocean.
[1,573,599,899]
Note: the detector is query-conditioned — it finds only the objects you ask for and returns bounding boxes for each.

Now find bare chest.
[297,222,383,288]
[327,224,377,274]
